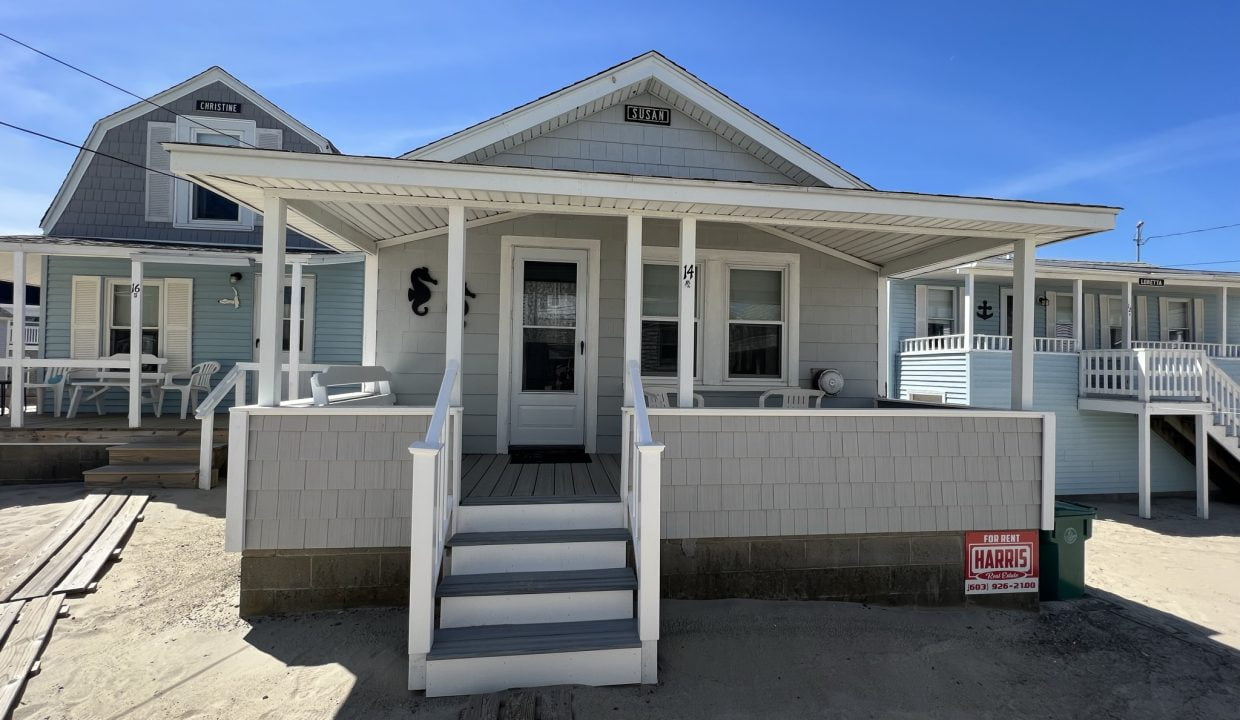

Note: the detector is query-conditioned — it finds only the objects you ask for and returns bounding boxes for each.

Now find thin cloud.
[978,113,1240,198]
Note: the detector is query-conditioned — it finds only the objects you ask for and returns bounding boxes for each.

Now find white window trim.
[103,277,165,356]
[253,273,317,359]
[638,259,703,382]
[1163,297,1192,341]
[643,247,799,388]
[173,116,257,231]
[1101,294,1124,348]
[924,285,958,337]
[999,287,1013,336]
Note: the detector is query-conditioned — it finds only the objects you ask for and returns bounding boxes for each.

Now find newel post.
[636,441,664,684]
[407,444,438,691]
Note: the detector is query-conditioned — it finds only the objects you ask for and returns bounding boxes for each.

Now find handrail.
[628,360,653,444]
[414,360,459,451]
[623,359,662,682]
[1079,348,1206,401]
[195,365,244,420]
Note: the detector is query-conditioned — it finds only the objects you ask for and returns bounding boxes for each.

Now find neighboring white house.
[156,51,1121,696]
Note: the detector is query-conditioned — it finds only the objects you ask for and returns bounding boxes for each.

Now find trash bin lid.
[1054,500,1097,518]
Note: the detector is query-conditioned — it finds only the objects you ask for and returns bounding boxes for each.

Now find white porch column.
[623,215,643,405]
[677,218,696,408]
[1220,286,1228,348]
[1196,412,1210,519]
[362,253,379,366]
[128,257,144,428]
[877,276,890,397]
[962,272,975,351]
[446,205,465,405]
[257,194,287,407]
[287,261,303,401]
[1011,237,1036,410]
[1072,279,1084,351]
[1122,281,1133,349]
[1138,408,1151,519]
[8,251,25,427]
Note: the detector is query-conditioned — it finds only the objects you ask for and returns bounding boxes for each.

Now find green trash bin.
[1039,500,1097,601]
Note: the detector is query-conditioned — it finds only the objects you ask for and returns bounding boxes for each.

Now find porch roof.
[165,143,1119,276]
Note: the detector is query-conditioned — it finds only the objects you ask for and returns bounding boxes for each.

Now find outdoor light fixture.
[219,272,242,310]
[1037,295,1050,307]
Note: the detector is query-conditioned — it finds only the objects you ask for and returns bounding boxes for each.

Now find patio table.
[65,359,168,419]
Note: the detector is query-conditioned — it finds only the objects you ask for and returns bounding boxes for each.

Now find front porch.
[461,453,621,503]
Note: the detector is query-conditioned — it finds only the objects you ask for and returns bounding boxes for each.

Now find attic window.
[190,133,241,222]
[172,116,256,230]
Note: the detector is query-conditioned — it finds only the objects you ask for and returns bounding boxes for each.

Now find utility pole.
[1134,220,1146,262]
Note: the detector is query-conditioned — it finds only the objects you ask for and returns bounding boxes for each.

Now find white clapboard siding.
[145,121,176,223]
[163,278,193,372]
[253,129,282,226]
[70,275,102,359]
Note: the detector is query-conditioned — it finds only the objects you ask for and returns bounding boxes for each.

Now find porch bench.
[310,365,396,407]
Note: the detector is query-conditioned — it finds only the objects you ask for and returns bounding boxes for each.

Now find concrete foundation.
[239,547,410,616]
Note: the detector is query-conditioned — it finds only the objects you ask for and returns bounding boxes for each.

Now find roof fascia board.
[168,144,1119,234]
[958,265,1240,287]
[41,67,332,233]
[403,53,869,189]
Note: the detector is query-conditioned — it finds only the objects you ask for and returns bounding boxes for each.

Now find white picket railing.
[6,324,39,348]
[972,334,1011,351]
[407,360,462,689]
[622,360,664,683]
[1079,349,1206,400]
[1129,340,1240,357]
[900,334,967,353]
[900,334,1079,354]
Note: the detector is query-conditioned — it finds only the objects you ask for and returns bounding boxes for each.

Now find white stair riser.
[451,541,627,574]
[440,590,633,628]
[426,647,642,697]
[455,504,624,533]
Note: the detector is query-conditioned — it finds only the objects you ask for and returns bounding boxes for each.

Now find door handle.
[580,340,585,355]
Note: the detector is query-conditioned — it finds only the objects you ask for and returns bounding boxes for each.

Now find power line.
[0,119,181,181]
[1164,257,1240,268]
[0,31,260,150]
[1146,222,1240,241]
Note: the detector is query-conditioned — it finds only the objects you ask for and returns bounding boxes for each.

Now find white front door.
[508,248,588,447]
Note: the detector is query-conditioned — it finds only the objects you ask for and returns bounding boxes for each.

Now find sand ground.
[2,484,1238,719]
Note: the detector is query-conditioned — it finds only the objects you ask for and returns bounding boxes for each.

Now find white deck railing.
[900,334,1079,354]
[1128,340,1240,358]
[622,359,664,683]
[408,360,462,690]
[7,324,38,348]
[1079,348,1206,400]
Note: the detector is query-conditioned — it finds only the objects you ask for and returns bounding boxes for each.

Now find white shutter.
[253,129,283,227]
[1084,294,1097,349]
[145,122,176,222]
[1194,298,1205,342]
[914,285,928,337]
[1157,297,1170,341]
[1136,296,1149,341]
[1045,291,1056,338]
[163,278,193,372]
[69,275,102,359]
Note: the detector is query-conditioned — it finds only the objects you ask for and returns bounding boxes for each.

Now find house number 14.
[682,264,695,288]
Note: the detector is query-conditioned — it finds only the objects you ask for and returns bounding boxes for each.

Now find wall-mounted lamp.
[219,272,243,310]
[1037,294,1050,307]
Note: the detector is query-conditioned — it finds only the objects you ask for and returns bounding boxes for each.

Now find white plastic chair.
[643,387,706,408]
[25,368,68,417]
[160,361,220,419]
[758,388,825,408]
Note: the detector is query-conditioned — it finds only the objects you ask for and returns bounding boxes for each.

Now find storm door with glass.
[509,249,588,446]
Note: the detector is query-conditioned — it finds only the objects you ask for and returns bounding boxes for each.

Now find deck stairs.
[423,497,641,697]
[83,440,225,488]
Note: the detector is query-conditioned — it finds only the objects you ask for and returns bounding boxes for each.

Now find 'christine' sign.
[624,105,671,126]
[964,530,1039,595]
[196,100,242,114]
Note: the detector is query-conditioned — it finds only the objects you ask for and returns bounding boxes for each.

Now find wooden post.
[199,415,214,490]
[677,218,696,408]
[1011,237,1035,410]
[1138,408,1151,519]
[287,262,303,401]
[877,275,890,396]
[128,257,143,428]
[1221,286,1229,350]
[1073,278,1084,352]
[623,216,643,406]
[636,441,664,684]
[446,206,465,405]
[362,252,379,367]
[1195,412,1210,519]
[9,250,24,427]
[407,446,438,691]
[257,194,287,407]
[962,272,975,351]
[1123,281,1133,350]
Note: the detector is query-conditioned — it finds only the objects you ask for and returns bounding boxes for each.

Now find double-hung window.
[926,287,957,336]
[727,267,784,379]
[1165,299,1191,342]
[1053,294,1074,338]
[640,262,698,377]
[173,116,257,230]
[106,279,162,357]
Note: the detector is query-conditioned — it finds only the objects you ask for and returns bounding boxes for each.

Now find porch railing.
[622,359,664,684]
[1079,348,1206,400]
[900,334,1079,354]
[407,360,462,689]
[6,324,38,348]
[1128,340,1240,358]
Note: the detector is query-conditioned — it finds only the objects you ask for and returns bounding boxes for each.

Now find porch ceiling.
[166,143,1119,275]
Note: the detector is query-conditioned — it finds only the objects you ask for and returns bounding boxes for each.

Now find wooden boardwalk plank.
[0,495,106,602]
[55,494,150,595]
[0,602,22,648]
[0,594,62,719]
[13,495,128,601]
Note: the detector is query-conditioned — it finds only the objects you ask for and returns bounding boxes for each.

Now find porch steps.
[1153,416,1240,500]
[423,501,641,696]
[83,441,225,489]
[106,441,226,467]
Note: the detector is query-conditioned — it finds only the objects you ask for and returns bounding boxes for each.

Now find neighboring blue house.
[1,67,364,417]
[890,258,1240,511]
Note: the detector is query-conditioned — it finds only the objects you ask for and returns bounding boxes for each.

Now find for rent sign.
[964,530,1039,595]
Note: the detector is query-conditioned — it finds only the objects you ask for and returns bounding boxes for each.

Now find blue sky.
[1,2,1237,266]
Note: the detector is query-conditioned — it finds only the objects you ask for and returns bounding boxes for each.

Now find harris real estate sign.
[964,530,1039,595]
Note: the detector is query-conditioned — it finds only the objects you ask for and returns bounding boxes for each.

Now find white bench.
[310,366,396,407]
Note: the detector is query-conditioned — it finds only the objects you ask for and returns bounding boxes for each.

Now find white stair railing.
[407,360,461,691]
[623,360,664,684]
[1079,348,1209,401]
[1203,359,1240,440]
[900,334,966,353]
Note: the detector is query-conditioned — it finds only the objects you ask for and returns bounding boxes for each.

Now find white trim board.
[496,236,601,453]
[42,66,334,233]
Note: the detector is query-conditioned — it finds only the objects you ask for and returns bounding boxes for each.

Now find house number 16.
[130,283,142,298]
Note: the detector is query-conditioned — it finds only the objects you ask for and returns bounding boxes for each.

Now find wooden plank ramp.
[12,495,128,601]
[0,594,63,720]
[0,495,107,603]
[458,686,574,720]
[55,495,149,595]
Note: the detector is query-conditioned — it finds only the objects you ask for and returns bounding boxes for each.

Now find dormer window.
[190,132,242,222]
[172,116,257,230]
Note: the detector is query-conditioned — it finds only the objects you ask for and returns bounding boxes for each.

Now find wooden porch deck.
[0,413,225,445]
[461,454,621,503]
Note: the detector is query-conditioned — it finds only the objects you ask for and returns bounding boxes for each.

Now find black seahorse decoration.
[464,283,477,324]
[409,267,437,316]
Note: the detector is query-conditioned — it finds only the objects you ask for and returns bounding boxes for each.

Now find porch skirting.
[239,547,409,616]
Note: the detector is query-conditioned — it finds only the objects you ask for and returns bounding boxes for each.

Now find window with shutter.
[163,279,194,373]
[69,275,102,359]
[173,115,256,230]
[145,122,176,223]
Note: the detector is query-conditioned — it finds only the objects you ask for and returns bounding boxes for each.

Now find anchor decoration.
[408,267,438,316]
[976,300,994,320]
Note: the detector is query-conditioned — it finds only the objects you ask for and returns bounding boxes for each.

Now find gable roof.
[402,51,871,190]
[40,66,336,233]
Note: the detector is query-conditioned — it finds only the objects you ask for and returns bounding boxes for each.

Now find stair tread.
[429,618,639,660]
[448,528,630,547]
[460,494,621,506]
[84,464,199,474]
[437,567,636,597]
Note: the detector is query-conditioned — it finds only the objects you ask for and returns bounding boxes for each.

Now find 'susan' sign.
[624,104,671,126]
[196,100,242,114]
